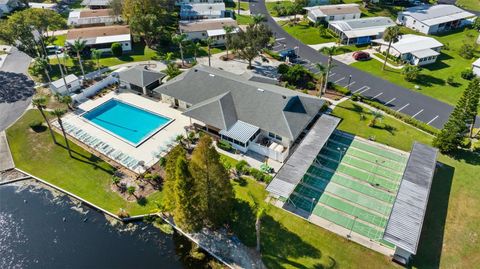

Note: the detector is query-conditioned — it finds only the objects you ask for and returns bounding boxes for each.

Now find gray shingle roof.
[118,66,166,88]
[383,142,438,254]
[154,65,325,140]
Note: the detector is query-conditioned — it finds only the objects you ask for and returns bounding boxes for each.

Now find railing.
[248,142,289,162]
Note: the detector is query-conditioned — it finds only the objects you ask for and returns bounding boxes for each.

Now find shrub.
[401,64,420,82]
[446,76,455,85]
[306,81,316,90]
[248,168,265,182]
[111,42,123,57]
[459,43,475,59]
[461,69,476,80]
[264,49,282,61]
[217,139,233,152]
[29,120,43,129]
[334,85,351,95]
[280,64,314,89]
[277,63,290,75]
[158,157,166,167]
[235,160,249,175]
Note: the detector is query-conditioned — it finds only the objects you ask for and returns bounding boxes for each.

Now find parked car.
[278,48,297,61]
[46,45,64,55]
[352,51,370,61]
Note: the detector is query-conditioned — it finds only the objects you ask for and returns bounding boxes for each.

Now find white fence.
[248,142,289,162]
[72,75,118,103]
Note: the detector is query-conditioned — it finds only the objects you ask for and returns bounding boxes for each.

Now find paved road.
[250,0,480,129]
[0,48,34,131]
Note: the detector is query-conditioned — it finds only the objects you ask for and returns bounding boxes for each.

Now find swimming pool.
[82,99,173,147]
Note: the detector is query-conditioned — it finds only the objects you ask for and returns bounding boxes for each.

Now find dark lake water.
[0,182,214,269]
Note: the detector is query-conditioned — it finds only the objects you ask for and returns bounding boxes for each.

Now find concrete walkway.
[308,42,339,51]
[0,131,14,171]
[367,49,404,70]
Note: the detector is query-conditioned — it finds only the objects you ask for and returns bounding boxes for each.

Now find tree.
[223,25,235,60]
[50,108,72,157]
[0,9,66,58]
[190,41,201,62]
[70,39,87,79]
[315,63,327,96]
[232,24,272,69]
[109,0,123,17]
[32,95,57,144]
[368,110,383,127]
[173,157,202,232]
[111,42,123,57]
[112,175,121,186]
[433,80,480,152]
[172,33,187,66]
[459,43,475,59]
[165,63,181,79]
[381,26,400,71]
[31,57,52,83]
[252,14,265,26]
[127,186,136,198]
[291,2,303,24]
[60,95,73,110]
[473,17,480,30]
[318,24,327,38]
[206,37,213,67]
[320,46,338,94]
[189,135,234,228]
[122,0,176,47]
[163,145,187,211]
[91,49,102,72]
[401,64,420,82]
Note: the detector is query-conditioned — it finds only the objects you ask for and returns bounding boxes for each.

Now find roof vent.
[282,95,287,99]
[209,74,215,77]
[257,88,264,92]
[194,69,198,72]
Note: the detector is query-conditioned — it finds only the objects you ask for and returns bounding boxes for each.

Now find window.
[329,16,334,20]
[268,132,282,141]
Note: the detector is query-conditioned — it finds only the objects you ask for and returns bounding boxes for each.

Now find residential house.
[66,25,132,52]
[153,65,325,162]
[372,34,444,66]
[180,2,232,20]
[397,4,476,34]
[116,66,166,95]
[175,0,223,6]
[179,18,239,45]
[0,0,20,17]
[328,17,396,45]
[305,4,361,23]
[50,74,82,95]
[81,0,109,9]
[28,2,57,10]
[68,9,119,27]
[473,58,480,77]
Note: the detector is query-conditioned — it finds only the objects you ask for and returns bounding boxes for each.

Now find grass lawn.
[330,100,480,268]
[281,21,336,45]
[51,34,66,47]
[225,0,250,11]
[265,1,294,17]
[456,0,480,11]
[235,14,254,25]
[6,110,163,216]
[351,28,480,108]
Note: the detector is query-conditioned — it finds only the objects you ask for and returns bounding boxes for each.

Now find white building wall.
[184,31,228,45]
[175,0,222,5]
[473,62,480,77]
[397,14,430,34]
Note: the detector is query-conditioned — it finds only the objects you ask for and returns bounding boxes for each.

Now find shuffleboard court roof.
[266,114,340,199]
[383,142,438,254]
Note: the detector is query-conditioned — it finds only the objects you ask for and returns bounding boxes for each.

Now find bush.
[461,69,476,80]
[248,168,265,182]
[446,76,455,85]
[306,81,316,90]
[264,49,282,61]
[334,85,351,95]
[235,160,249,175]
[217,139,233,152]
[277,63,290,75]
[280,64,314,89]
[158,157,166,167]
[401,64,421,82]
[29,120,43,129]
[459,44,475,59]
[111,42,123,57]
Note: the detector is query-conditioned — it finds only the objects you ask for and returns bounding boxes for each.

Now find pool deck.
[63,91,201,172]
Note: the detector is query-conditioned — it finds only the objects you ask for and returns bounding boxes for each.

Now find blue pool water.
[83,99,171,146]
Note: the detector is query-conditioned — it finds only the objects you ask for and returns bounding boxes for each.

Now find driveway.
[0,47,34,131]
[250,0,480,129]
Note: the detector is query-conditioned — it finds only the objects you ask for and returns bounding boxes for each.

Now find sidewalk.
[0,131,14,171]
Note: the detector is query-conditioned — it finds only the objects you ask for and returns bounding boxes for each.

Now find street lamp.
[347,216,358,239]
[310,197,316,213]
[337,147,346,162]
[347,75,352,92]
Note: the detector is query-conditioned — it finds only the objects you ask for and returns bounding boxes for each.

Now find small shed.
[50,74,81,95]
[117,66,166,95]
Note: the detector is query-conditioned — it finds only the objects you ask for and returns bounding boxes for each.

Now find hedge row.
[352,94,440,136]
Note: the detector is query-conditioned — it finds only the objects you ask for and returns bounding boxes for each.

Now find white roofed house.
[66,25,132,53]
[179,18,239,46]
[116,66,167,96]
[28,2,57,10]
[180,3,232,20]
[175,0,222,6]
[328,17,396,45]
[397,5,476,34]
[68,9,120,28]
[81,0,109,9]
[305,4,361,24]
[372,34,444,66]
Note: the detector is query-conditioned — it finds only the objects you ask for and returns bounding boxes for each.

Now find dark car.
[278,48,297,61]
[352,51,370,61]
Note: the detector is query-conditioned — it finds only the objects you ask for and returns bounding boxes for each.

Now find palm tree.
[255,207,265,252]
[252,14,265,27]
[91,49,102,73]
[127,186,136,198]
[172,33,187,67]
[70,39,87,79]
[191,42,202,62]
[315,63,327,96]
[32,95,57,144]
[60,95,73,110]
[382,26,401,71]
[206,37,213,67]
[223,25,235,60]
[50,108,72,157]
[112,175,121,187]
[33,57,52,83]
[369,110,383,127]
[54,51,69,93]
[320,46,338,94]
